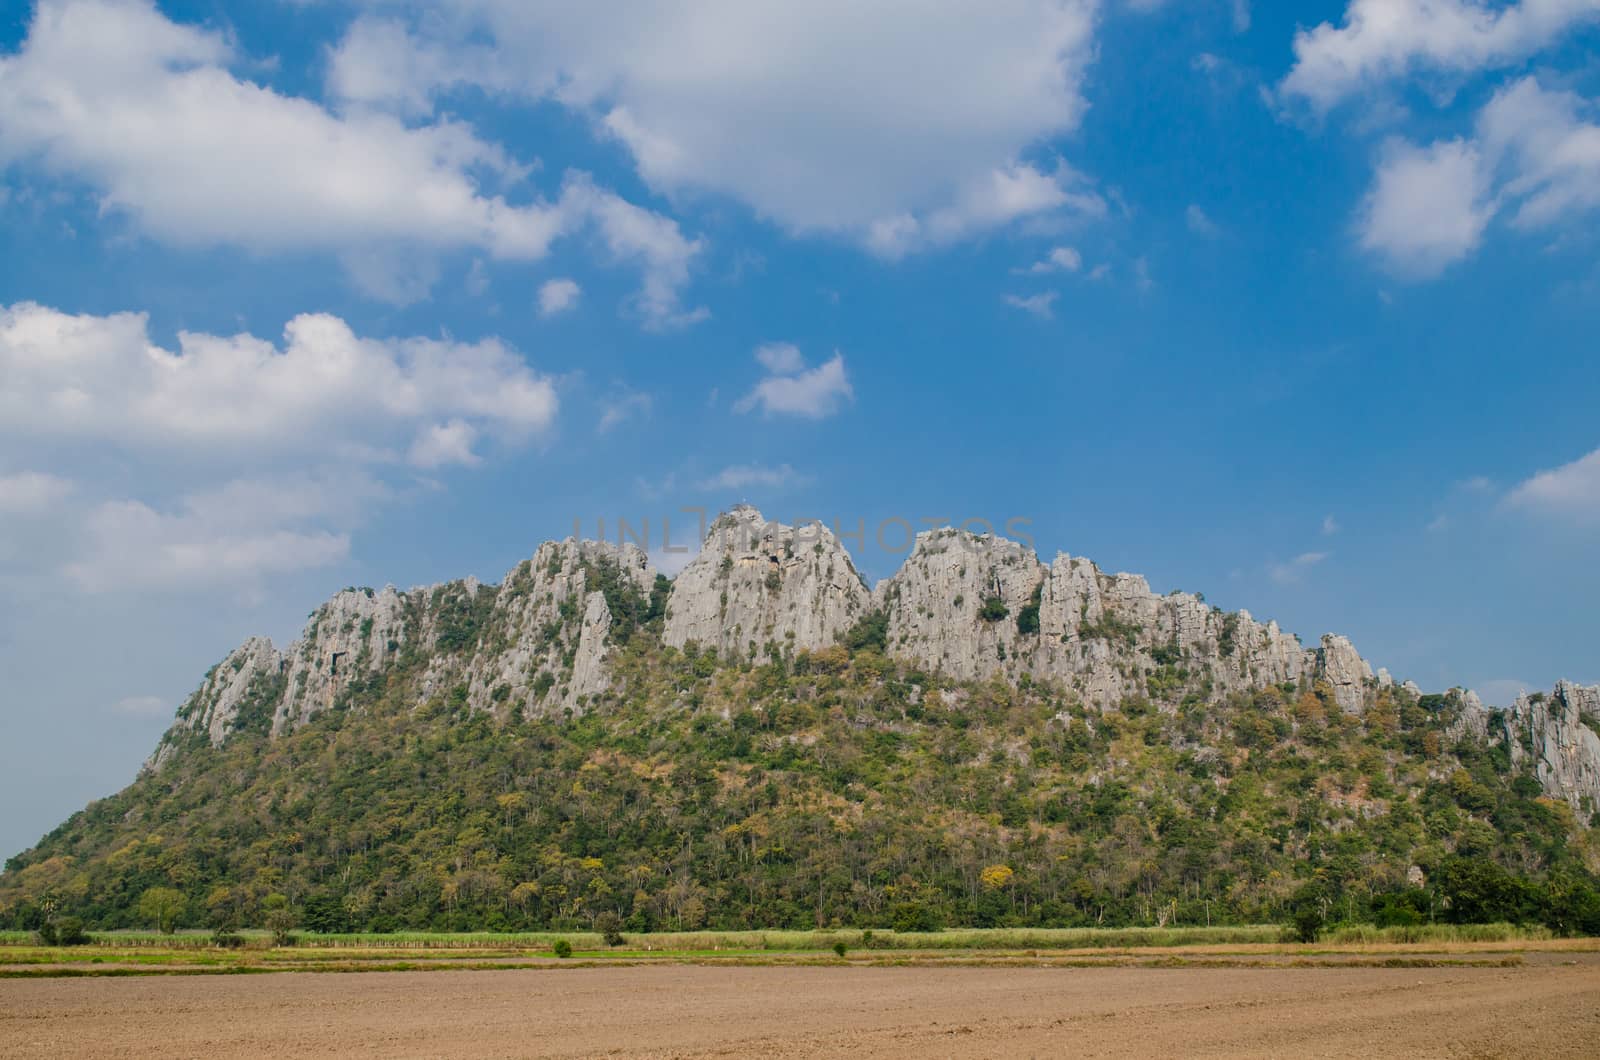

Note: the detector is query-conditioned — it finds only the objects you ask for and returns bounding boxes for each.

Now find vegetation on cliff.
[4,613,1597,936]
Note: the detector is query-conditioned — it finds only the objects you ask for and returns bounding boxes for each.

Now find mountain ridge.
[5,506,1598,934]
[149,507,1599,815]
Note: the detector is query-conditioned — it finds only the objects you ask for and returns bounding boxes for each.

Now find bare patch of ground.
[3,961,1599,1058]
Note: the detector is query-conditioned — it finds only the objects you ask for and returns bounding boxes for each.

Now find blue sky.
[2,0,1599,859]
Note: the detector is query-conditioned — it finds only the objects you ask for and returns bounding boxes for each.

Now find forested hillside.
[5,609,1598,935]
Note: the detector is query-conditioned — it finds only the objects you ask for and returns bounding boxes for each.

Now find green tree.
[137,886,186,934]
[263,893,299,946]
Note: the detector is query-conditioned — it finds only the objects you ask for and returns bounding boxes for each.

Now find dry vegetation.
[0,925,1590,978]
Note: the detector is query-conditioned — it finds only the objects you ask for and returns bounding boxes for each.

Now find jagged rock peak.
[454,537,657,720]
[663,507,872,658]
[877,524,1377,712]
[147,511,1398,765]
[149,635,283,768]
[274,585,412,734]
[1504,681,1600,813]
[151,536,661,764]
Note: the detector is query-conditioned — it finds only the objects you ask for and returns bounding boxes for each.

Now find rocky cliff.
[1503,682,1600,813]
[152,538,659,764]
[662,506,872,657]
[148,507,1598,813]
[876,527,1371,712]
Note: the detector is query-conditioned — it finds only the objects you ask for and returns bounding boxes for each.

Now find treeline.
[4,632,1598,936]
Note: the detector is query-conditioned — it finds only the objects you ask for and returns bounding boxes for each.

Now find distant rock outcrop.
[459,539,655,718]
[1505,682,1600,813]
[663,506,872,658]
[275,585,411,734]
[876,527,1363,712]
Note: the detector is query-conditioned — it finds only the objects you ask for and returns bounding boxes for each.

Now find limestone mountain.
[4,507,1598,934]
[148,507,1597,813]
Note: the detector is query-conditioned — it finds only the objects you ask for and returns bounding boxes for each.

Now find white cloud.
[1477,78,1600,230]
[0,1,552,257]
[0,470,73,513]
[1003,291,1059,318]
[754,342,806,375]
[1269,550,1329,585]
[0,302,556,464]
[697,464,800,491]
[1019,245,1083,273]
[1357,78,1600,275]
[1358,138,1492,276]
[538,277,582,317]
[1280,0,1600,112]
[562,176,707,328]
[408,420,481,469]
[326,2,1103,251]
[0,1,702,319]
[597,390,652,433]
[0,301,567,592]
[867,163,1106,259]
[111,694,170,717]
[1505,446,1600,522]
[1186,203,1220,237]
[1322,514,1341,535]
[733,349,852,420]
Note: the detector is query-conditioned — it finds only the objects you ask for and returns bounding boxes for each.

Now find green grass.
[1322,922,1552,945]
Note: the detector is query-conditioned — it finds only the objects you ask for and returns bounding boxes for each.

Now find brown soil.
[3,961,1598,1058]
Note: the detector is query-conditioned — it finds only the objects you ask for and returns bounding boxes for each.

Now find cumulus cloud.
[0,301,560,591]
[1280,0,1600,112]
[1505,447,1600,522]
[1358,138,1492,276]
[326,2,1103,250]
[538,278,582,317]
[733,347,852,419]
[1357,78,1600,275]
[407,420,481,469]
[0,302,556,463]
[864,163,1106,259]
[0,0,702,320]
[754,342,807,375]
[1477,78,1600,230]
[1003,291,1059,318]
